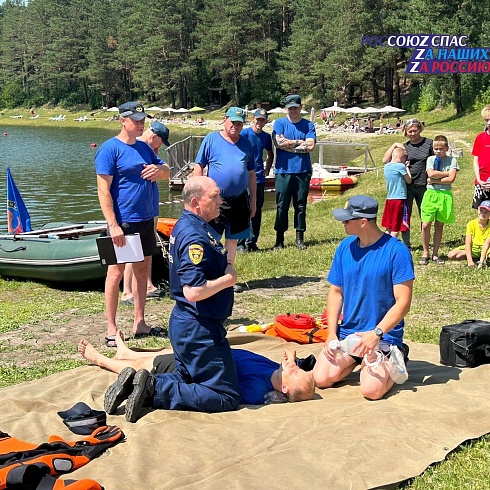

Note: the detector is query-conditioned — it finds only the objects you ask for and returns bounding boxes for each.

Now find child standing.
[448,201,490,267]
[419,135,460,265]
[381,147,412,237]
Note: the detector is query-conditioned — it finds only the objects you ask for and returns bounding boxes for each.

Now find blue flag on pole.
[7,167,32,233]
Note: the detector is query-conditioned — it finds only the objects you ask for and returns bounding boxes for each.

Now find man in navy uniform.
[121,176,242,422]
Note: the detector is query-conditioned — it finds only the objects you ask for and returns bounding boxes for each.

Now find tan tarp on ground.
[2,333,490,490]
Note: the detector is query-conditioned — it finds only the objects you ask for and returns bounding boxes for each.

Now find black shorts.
[472,185,490,209]
[152,354,176,374]
[210,191,250,237]
[121,219,156,257]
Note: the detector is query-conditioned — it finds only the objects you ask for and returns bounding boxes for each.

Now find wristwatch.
[373,327,384,339]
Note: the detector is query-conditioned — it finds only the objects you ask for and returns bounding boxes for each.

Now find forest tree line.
[1,0,490,113]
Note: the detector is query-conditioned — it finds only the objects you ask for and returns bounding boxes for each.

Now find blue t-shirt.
[232,349,277,405]
[241,127,273,184]
[327,233,415,347]
[195,132,255,198]
[169,209,233,322]
[384,162,408,199]
[95,137,164,223]
[426,155,459,191]
[272,117,316,174]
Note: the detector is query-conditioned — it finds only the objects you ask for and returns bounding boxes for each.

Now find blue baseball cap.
[253,108,268,119]
[150,120,170,146]
[225,107,246,122]
[284,94,302,108]
[479,200,490,212]
[118,101,148,121]
[332,195,378,221]
[57,402,106,435]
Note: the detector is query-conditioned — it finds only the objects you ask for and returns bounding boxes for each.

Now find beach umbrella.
[321,104,347,113]
[300,109,308,115]
[362,107,382,114]
[310,107,316,122]
[344,106,364,114]
[106,107,119,112]
[189,106,206,113]
[174,108,190,113]
[267,107,287,114]
[160,107,175,113]
[146,106,164,112]
[379,105,405,113]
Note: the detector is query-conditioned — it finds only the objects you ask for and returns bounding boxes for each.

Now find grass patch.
[2,105,490,487]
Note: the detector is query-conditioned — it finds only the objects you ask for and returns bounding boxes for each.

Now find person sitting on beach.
[78,335,316,416]
[448,200,490,268]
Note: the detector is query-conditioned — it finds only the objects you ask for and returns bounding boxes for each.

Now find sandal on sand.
[432,257,445,264]
[419,257,429,265]
[133,327,168,339]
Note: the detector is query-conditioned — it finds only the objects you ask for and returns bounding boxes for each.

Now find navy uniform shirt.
[169,209,233,321]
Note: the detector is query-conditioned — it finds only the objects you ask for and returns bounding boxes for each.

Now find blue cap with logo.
[479,200,490,212]
[150,120,170,146]
[225,107,246,122]
[332,195,378,221]
[253,108,268,119]
[118,101,148,121]
[284,94,302,108]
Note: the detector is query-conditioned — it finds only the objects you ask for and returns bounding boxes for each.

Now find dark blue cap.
[253,108,268,119]
[284,94,302,108]
[57,402,106,435]
[118,101,147,121]
[332,195,378,221]
[150,120,170,146]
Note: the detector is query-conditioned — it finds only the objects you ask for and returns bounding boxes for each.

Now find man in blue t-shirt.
[237,108,274,252]
[194,107,257,278]
[77,336,315,414]
[313,195,414,400]
[272,94,316,250]
[95,102,170,346]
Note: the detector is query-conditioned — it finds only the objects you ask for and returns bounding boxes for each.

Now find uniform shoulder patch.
[189,244,204,264]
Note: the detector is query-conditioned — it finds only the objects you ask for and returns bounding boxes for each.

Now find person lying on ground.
[78,334,316,421]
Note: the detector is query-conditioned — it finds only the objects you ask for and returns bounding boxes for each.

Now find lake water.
[0,125,359,232]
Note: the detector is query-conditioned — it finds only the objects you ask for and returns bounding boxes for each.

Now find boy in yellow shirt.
[448,200,490,267]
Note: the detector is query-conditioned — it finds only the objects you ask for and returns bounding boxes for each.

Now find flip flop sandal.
[120,297,134,306]
[146,289,165,299]
[419,257,430,265]
[133,327,168,339]
[105,335,118,348]
[432,257,445,264]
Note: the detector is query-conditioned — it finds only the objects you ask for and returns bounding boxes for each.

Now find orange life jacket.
[265,313,329,344]
[0,425,124,490]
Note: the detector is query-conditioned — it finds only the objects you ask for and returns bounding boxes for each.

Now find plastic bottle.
[237,323,271,333]
[388,346,409,384]
[434,156,441,171]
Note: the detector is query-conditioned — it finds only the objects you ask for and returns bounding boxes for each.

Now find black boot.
[295,231,306,250]
[125,369,155,423]
[273,231,284,250]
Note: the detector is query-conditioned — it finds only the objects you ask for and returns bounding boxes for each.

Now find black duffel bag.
[440,319,490,367]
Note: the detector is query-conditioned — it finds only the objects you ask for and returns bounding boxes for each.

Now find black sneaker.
[246,243,259,252]
[125,369,155,423]
[104,367,136,415]
[273,242,284,251]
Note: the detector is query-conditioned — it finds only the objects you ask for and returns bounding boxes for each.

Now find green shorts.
[420,189,455,224]
[454,244,489,259]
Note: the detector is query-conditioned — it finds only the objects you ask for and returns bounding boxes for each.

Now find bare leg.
[78,339,164,374]
[432,221,444,259]
[421,221,431,259]
[121,264,133,302]
[225,238,238,265]
[147,256,157,292]
[105,264,125,336]
[132,257,152,335]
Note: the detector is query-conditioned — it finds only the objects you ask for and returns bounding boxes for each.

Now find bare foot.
[114,330,135,359]
[78,339,105,367]
[132,320,153,336]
